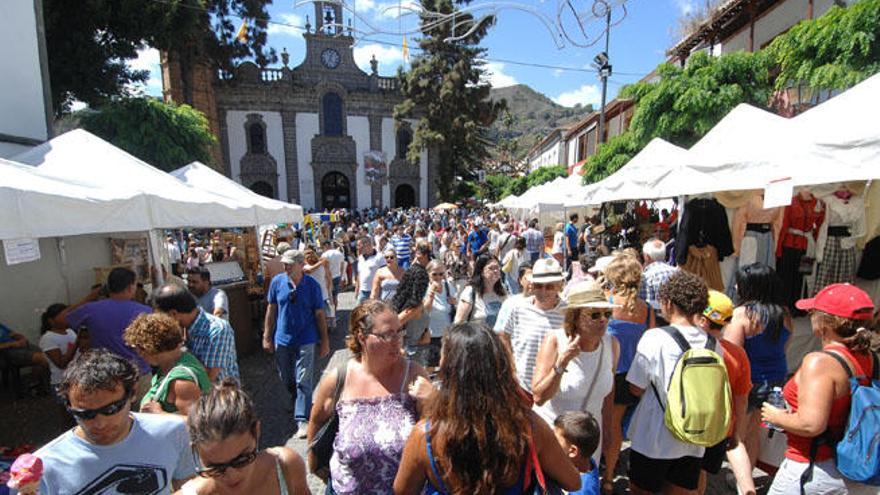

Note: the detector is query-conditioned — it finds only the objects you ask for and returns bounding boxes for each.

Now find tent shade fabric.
[171,161,303,224]
[14,130,262,229]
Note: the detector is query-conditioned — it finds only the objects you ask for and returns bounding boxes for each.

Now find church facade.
[162,2,438,210]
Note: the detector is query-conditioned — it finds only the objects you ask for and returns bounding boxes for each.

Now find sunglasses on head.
[584,310,613,320]
[194,445,259,478]
[66,393,131,420]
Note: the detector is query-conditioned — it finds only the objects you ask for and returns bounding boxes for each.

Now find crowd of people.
[5,205,879,495]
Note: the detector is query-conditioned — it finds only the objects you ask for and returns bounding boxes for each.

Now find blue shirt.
[566,459,600,495]
[67,299,152,374]
[467,228,488,255]
[565,223,579,253]
[392,234,413,263]
[187,309,240,381]
[267,273,324,347]
[0,323,13,343]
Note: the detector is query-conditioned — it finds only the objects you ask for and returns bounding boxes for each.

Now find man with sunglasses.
[264,249,330,440]
[32,349,196,494]
[355,235,386,304]
[495,258,567,394]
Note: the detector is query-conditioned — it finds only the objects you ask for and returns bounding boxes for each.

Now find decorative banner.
[110,238,150,281]
[364,150,387,185]
[3,238,41,266]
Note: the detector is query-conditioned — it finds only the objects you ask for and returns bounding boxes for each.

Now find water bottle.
[763,387,786,432]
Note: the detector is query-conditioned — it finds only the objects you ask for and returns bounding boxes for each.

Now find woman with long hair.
[308,300,427,494]
[180,380,310,494]
[394,322,581,494]
[762,284,876,494]
[372,248,405,301]
[393,264,433,366]
[453,254,506,328]
[601,255,655,492]
[724,262,791,468]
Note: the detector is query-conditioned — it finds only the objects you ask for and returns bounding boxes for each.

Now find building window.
[576,134,587,162]
[247,122,267,154]
[586,129,597,157]
[396,128,412,160]
[322,92,343,136]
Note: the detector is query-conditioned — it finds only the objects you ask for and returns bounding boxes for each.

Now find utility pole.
[595,6,613,145]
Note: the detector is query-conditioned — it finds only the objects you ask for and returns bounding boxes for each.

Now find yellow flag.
[236,19,248,43]
[402,35,409,64]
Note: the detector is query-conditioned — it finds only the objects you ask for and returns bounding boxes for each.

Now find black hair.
[735,263,787,342]
[514,236,526,250]
[659,270,708,317]
[517,260,533,282]
[554,411,600,459]
[392,264,430,312]
[187,266,211,283]
[106,267,136,294]
[153,283,198,313]
[41,303,68,334]
[58,349,139,400]
[470,254,506,297]
[569,212,579,222]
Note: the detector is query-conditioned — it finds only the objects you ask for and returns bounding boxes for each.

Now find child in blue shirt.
[553,411,601,495]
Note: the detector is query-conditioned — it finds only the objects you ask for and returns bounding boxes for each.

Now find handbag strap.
[332,359,349,404]
[526,425,547,492]
[153,365,199,403]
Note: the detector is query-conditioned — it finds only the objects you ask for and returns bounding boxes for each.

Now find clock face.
[321,49,341,69]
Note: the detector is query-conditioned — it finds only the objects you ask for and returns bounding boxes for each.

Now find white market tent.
[14,130,261,229]
[0,158,152,240]
[171,161,303,224]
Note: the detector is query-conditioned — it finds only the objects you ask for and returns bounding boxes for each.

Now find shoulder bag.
[308,359,349,476]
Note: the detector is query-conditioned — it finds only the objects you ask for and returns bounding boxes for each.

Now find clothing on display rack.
[731,193,784,268]
[674,198,734,281]
[681,245,725,291]
[813,191,866,294]
[776,192,826,310]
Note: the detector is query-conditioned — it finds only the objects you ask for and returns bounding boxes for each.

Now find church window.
[396,128,412,160]
[247,121,267,154]
[322,93,343,136]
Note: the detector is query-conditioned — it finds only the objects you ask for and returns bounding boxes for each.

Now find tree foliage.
[394,0,505,202]
[766,0,880,91]
[43,0,275,114]
[80,97,216,172]
[526,165,568,188]
[583,50,772,183]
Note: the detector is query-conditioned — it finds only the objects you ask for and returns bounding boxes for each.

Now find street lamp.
[593,6,613,146]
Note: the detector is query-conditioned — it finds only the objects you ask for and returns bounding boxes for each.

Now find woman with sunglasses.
[532,281,619,480]
[371,248,405,302]
[178,380,310,494]
[601,254,655,493]
[308,299,428,494]
[453,254,506,328]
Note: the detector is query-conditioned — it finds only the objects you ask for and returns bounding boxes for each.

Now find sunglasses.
[287,282,298,304]
[194,445,259,478]
[385,255,396,260]
[584,310,613,320]
[430,272,445,276]
[66,393,131,420]
[370,328,406,342]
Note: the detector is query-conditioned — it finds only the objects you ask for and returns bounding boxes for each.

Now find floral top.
[330,362,417,494]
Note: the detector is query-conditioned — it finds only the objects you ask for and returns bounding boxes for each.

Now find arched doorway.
[250,181,275,199]
[321,172,350,209]
[394,184,416,208]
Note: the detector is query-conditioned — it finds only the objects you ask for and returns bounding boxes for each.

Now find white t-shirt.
[552,231,565,254]
[626,324,722,460]
[428,279,457,338]
[496,297,567,392]
[322,249,345,278]
[458,286,504,328]
[357,252,386,292]
[34,413,195,494]
[311,264,330,301]
[39,329,78,384]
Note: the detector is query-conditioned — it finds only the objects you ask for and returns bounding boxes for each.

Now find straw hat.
[528,258,565,284]
[565,281,619,309]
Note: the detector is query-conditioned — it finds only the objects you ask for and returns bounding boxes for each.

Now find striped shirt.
[187,309,240,382]
[392,234,413,264]
[495,296,566,392]
[639,261,678,310]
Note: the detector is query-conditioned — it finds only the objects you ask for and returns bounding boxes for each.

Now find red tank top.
[784,344,874,463]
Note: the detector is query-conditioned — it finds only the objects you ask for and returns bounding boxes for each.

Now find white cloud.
[553,69,564,78]
[482,62,517,88]
[673,0,696,15]
[353,42,404,71]
[373,0,421,19]
[128,48,163,96]
[267,13,304,36]
[553,84,601,107]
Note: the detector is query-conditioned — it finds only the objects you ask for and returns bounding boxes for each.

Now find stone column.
[368,114,383,207]
[281,108,300,204]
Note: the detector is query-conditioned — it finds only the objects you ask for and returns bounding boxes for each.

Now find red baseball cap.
[796,283,875,320]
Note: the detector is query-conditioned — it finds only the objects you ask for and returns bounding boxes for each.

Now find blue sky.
[132,0,695,108]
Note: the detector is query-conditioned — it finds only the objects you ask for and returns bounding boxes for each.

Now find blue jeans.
[274,343,316,423]
[331,276,341,299]
[357,289,371,304]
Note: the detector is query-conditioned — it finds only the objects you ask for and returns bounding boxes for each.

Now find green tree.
[766,0,880,91]
[502,175,529,198]
[80,97,216,172]
[480,173,514,202]
[394,0,505,202]
[583,50,772,183]
[526,165,568,188]
[43,0,274,114]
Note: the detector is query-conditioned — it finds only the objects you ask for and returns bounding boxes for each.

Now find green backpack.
[650,326,732,447]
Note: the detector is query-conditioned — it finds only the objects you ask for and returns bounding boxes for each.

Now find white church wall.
[381,118,395,206]
[348,115,371,209]
[296,113,320,210]
[226,110,288,201]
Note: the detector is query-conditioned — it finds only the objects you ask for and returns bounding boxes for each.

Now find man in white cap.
[263,249,330,439]
[495,258,567,393]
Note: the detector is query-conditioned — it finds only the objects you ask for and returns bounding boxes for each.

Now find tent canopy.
[171,161,303,224]
[580,138,688,204]
[0,158,153,240]
[14,130,261,229]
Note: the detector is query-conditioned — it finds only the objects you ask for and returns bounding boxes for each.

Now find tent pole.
[56,237,72,304]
